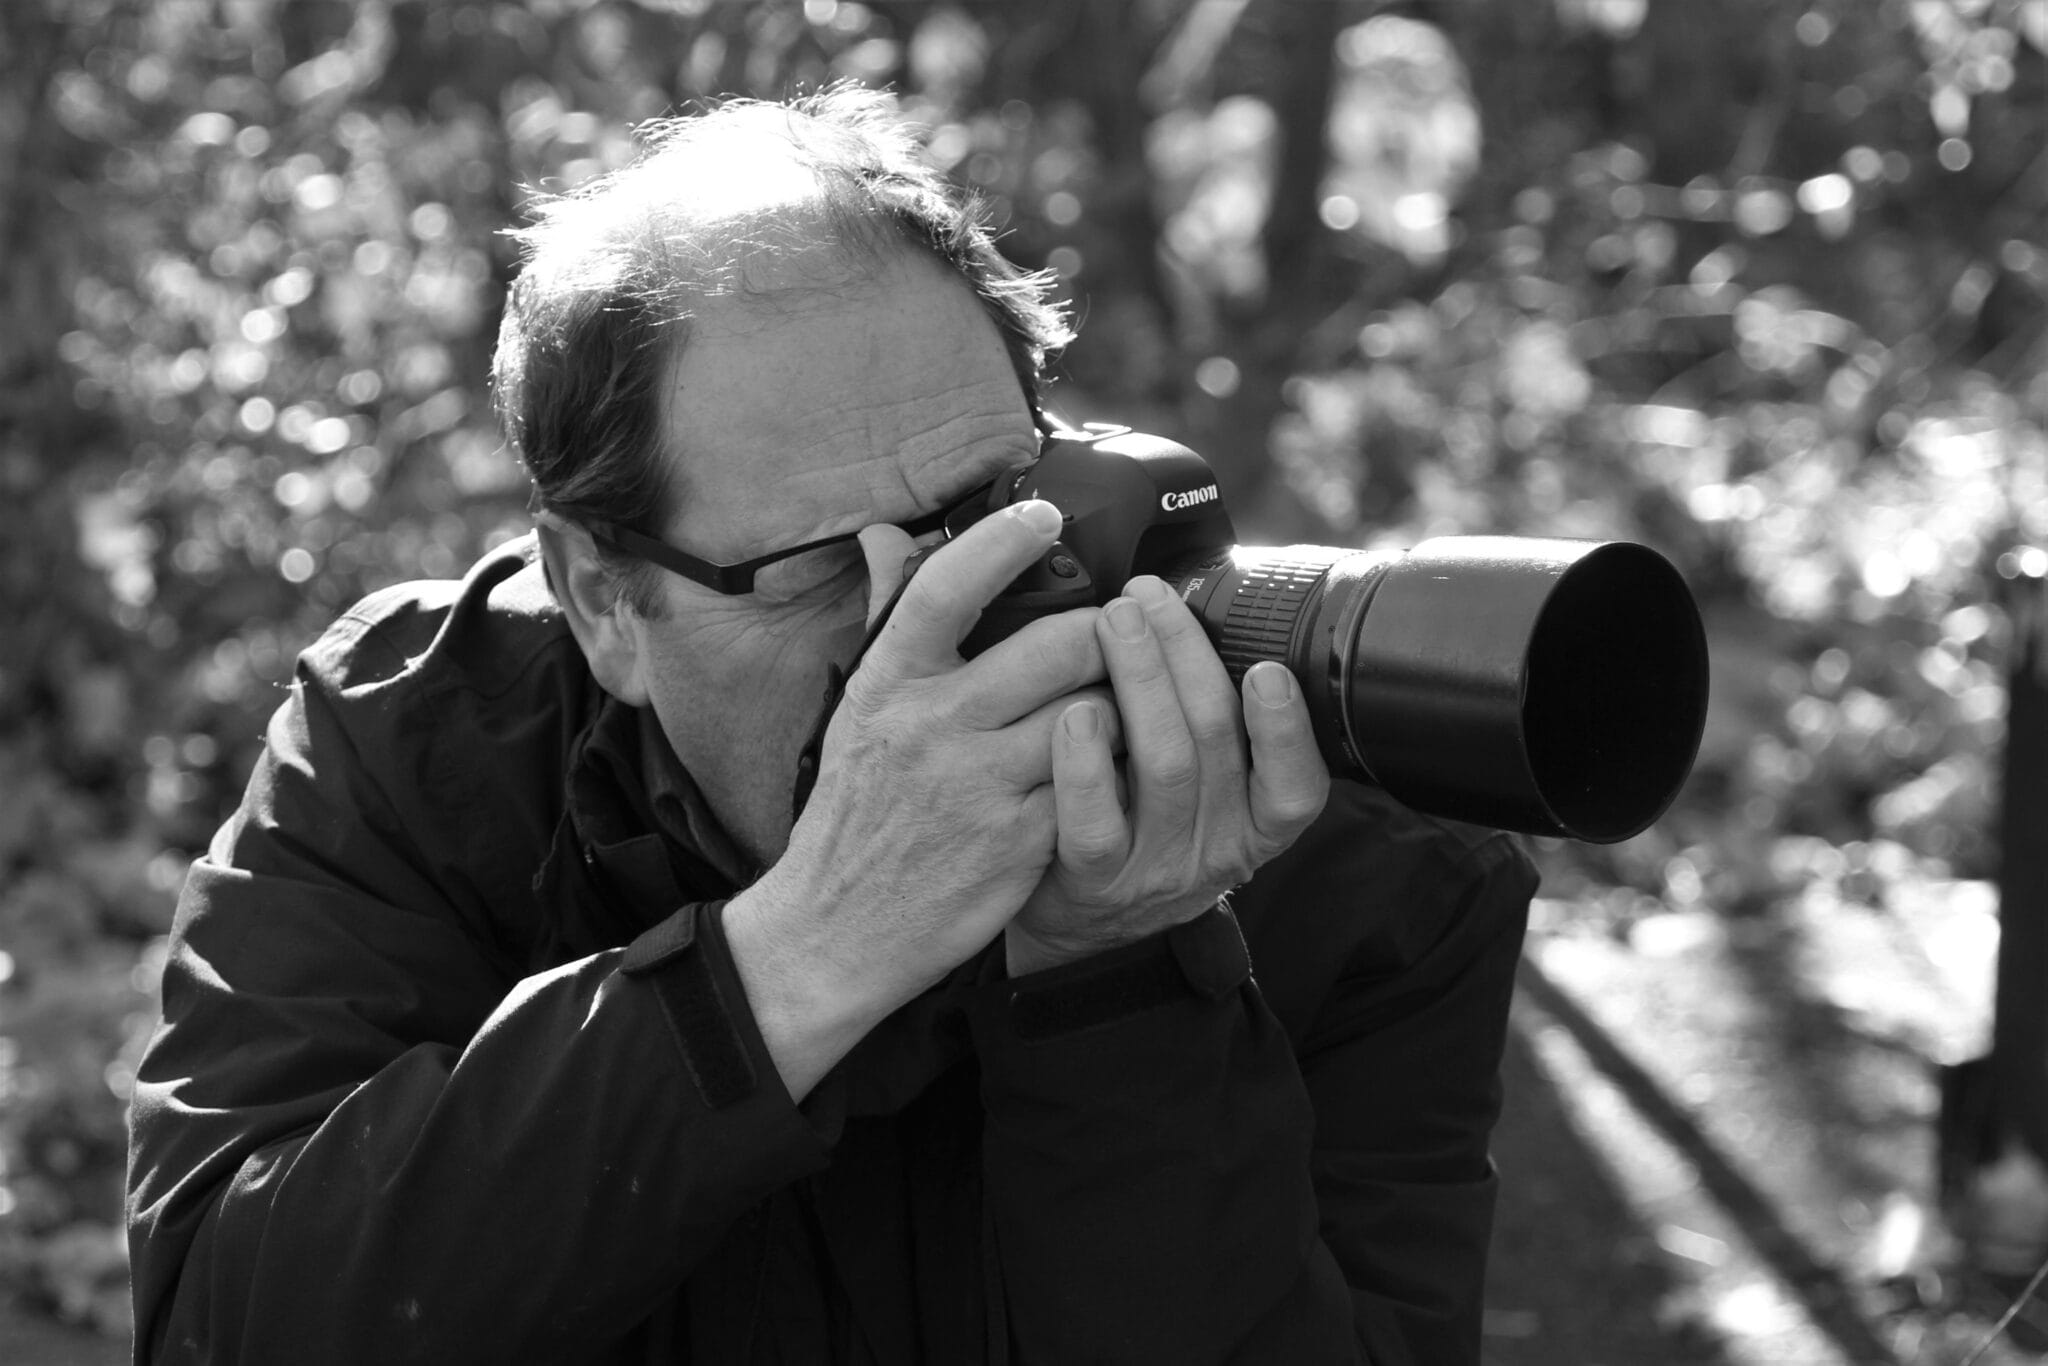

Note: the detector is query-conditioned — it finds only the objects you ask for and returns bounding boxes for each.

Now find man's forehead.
[669,253,1011,430]
[657,251,1032,554]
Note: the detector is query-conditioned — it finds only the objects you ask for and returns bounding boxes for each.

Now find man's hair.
[491,83,1073,614]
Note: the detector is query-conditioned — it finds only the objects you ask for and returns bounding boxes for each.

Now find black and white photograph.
[1,2,2045,1363]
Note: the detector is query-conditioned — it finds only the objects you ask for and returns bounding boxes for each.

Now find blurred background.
[1,0,2044,1361]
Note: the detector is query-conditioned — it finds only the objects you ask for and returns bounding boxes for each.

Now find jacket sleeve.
[966,783,1535,1365]
[125,611,829,1365]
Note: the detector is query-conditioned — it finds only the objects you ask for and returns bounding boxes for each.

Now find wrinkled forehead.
[656,252,1033,553]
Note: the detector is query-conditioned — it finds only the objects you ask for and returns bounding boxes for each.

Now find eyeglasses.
[587,493,974,598]
[583,409,1058,598]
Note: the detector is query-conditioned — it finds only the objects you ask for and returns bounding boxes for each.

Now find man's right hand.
[723,499,1110,1100]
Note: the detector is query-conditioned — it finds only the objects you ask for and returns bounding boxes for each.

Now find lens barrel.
[1167,537,1708,844]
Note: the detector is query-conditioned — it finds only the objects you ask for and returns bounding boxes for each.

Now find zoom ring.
[1213,558,1329,680]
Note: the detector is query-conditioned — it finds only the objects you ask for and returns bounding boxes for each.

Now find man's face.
[622,248,1039,867]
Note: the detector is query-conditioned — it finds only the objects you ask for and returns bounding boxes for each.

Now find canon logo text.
[1160,484,1220,512]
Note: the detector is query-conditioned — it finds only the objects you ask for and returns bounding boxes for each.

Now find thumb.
[858,523,918,630]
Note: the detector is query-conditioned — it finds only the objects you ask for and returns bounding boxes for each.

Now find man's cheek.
[759,601,868,683]
[662,613,856,765]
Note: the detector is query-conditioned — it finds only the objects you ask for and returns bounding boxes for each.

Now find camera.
[913,423,1709,845]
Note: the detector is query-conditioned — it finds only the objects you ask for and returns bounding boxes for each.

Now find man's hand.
[725,500,1117,1097]
[1005,575,1329,975]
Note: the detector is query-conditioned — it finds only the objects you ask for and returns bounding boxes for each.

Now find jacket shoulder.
[302,534,572,703]
[221,536,598,956]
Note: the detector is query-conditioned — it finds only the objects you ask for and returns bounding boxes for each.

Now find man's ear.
[533,514,652,706]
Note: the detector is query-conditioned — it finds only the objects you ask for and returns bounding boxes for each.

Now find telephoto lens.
[1162,538,1709,844]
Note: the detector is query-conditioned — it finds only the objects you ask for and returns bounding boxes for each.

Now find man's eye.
[755,544,867,602]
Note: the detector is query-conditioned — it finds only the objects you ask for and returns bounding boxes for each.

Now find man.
[127,86,1534,1364]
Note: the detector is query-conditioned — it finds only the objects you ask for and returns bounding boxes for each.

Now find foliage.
[0,0,2042,1340]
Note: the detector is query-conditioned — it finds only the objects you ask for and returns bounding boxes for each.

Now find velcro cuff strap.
[1005,904,1251,1042]
[620,901,757,1109]
[1009,950,1187,1042]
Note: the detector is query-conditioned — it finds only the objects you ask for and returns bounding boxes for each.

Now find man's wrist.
[722,874,898,1102]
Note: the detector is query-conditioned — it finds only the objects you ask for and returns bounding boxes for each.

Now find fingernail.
[1013,500,1062,535]
[1106,598,1148,641]
[1063,703,1099,742]
[1128,575,1171,605]
[1249,662,1293,706]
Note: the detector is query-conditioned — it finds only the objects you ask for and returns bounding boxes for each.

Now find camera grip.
[889,537,1097,657]
[957,541,1095,657]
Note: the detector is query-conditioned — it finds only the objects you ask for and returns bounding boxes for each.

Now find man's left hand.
[1006,575,1330,974]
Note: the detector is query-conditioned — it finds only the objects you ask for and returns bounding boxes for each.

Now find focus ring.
[1212,552,1337,680]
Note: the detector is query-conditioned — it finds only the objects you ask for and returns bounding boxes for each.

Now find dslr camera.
[870,424,1709,844]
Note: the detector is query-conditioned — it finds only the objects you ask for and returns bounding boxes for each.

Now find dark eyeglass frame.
[586,497,968,596]
[581,405,1057,596]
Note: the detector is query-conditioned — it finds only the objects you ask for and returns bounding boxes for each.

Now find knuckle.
[920,683,969,728]
[1105,641,1169,690]
[842,660,902,708]
[1271,797,1322,835]
[1258,787,1328,842]
[892,562,952,616]
[1064,830,1125,868]
[1186,704,1244,756]
[1147,749,1200,795]
[1274,771,1329,817]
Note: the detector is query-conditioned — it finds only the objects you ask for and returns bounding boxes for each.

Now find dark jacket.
[126,536,1535,1365]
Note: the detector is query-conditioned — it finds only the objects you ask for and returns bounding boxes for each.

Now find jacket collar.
[626,698,760,892]
[533,692,756,959]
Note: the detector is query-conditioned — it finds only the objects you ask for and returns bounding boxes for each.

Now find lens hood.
[1341,537,1708,843]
